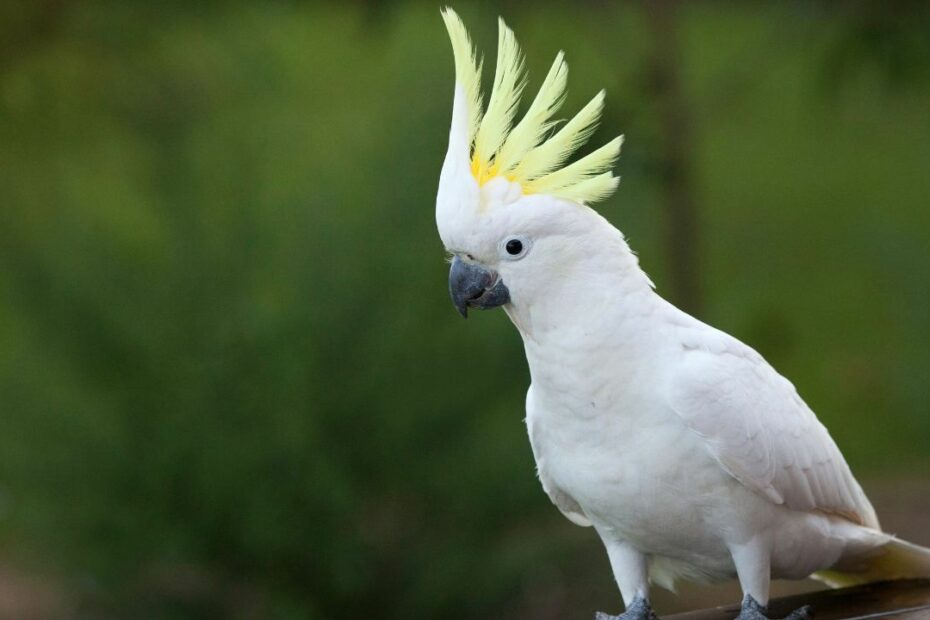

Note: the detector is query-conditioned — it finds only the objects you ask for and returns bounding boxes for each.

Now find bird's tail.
[813,536,930,588]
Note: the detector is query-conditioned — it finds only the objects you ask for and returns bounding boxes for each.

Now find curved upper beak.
[448,255,510,318]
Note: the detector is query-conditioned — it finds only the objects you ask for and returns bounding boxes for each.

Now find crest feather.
[441,8,483,144]
[441,9,622,206]
[525,136,624,195]
[543,171,620,204]
[495,51,568,176]
[473,18,526,179]
[512,90,605,182]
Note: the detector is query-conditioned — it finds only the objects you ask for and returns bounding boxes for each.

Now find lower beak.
[448,255,510,318]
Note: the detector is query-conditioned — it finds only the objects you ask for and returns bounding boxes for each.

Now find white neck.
[504,226,656,349]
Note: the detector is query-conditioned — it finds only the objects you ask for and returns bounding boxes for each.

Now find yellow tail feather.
[814,537,930,588]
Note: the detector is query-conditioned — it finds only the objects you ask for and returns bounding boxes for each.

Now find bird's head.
[436,9,630,321]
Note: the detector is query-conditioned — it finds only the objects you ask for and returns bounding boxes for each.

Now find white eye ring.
[500,236,530,260]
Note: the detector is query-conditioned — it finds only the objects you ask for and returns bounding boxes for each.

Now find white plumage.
[435,9,930,618]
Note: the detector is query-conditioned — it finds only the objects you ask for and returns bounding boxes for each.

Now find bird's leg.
[596,538,657,619]
[595,594,658,620]
[730,538,811,620]
[734,594,812,620]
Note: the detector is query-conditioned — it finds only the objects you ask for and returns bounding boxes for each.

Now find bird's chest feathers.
[522,336,711,541]
[524,345,664,515]
[528,380,650,488]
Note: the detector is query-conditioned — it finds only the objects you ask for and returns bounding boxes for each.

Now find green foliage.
[0,2,927,618]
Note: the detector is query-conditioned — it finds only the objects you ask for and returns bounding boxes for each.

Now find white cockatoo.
[434,9,930,620]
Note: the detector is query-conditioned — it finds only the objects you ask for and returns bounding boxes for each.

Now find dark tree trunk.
[643,0,703,315]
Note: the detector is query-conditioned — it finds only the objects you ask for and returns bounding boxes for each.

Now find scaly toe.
[595,595,659,620]
[735,595,813,620]
[784,605,812,620]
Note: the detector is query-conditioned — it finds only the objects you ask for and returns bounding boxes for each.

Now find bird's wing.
[666,335,878,529]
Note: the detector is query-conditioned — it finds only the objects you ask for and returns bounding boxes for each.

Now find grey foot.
[735,595,812,620]
[595,595,659,620]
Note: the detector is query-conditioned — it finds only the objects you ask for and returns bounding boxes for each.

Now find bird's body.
[504,199,886,603]
[434,10,930,618]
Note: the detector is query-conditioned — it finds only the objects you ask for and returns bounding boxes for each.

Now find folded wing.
[667,336,879,529]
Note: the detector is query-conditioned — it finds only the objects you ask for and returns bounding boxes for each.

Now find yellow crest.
[441,8,623,205]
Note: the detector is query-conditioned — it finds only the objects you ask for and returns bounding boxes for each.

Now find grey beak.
[448,255,510,318]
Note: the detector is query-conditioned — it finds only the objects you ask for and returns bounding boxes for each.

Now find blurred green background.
[1,1,928,618]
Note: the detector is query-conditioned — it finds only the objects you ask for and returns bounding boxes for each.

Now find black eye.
[505,239,523,256]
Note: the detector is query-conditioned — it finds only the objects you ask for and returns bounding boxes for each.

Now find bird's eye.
[501,236,530,260]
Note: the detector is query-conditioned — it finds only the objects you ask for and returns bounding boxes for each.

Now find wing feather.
[667,335,878,529]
